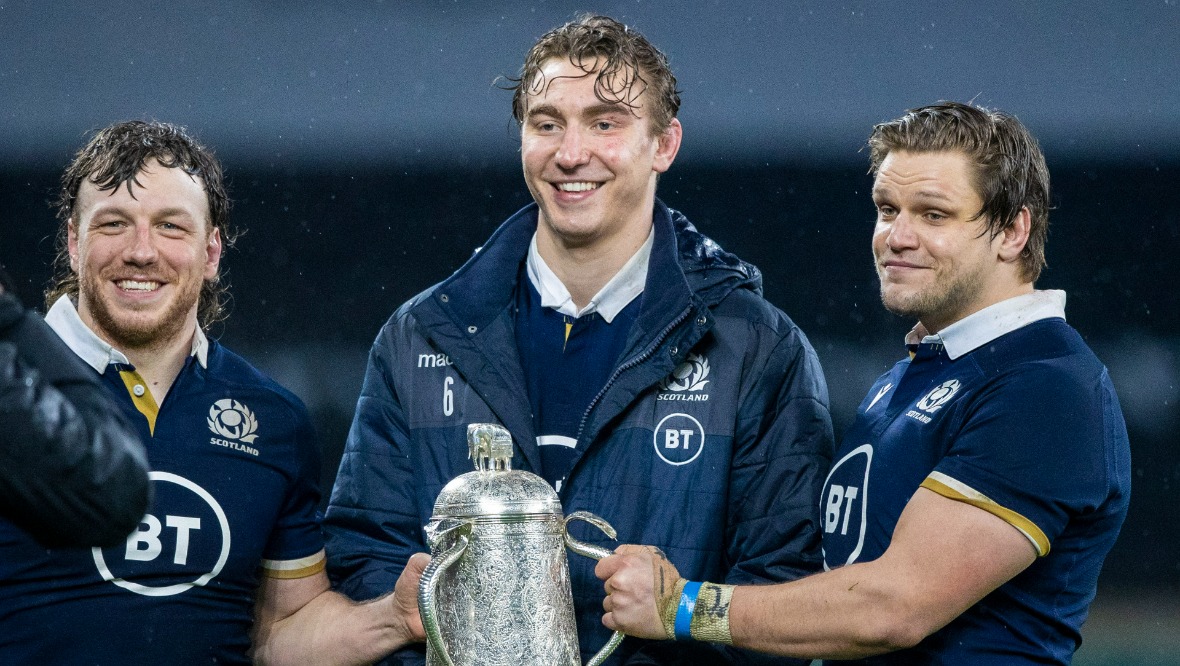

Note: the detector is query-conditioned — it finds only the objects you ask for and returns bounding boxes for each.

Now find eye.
[595,120,614,131]
[875,204,897,219]
[157,219,192,235]
[94,218,126,232]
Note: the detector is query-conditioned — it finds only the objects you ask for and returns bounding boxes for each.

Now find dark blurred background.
[2,2,1176,663]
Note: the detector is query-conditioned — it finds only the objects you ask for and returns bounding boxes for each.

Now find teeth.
[118,280,160,292]
[557,182,599,192]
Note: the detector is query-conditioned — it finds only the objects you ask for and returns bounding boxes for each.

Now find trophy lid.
[431,424,562,519]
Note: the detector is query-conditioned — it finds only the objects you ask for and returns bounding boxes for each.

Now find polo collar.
[525,227,654,323]
[44,295,209,372]
[906,290,1067,360]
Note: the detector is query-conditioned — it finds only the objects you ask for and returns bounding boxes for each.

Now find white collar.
[44,295,209,372]
[906,290,1067,360]
[525,228,653,323]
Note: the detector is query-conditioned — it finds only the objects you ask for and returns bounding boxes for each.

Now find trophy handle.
[564,511,625,666]
[418,520,471,666]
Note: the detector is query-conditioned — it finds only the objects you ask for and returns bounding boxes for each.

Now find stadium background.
[2,2,1176,663]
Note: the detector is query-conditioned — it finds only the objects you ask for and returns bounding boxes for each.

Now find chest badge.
[657,353,711,402]
[916,379,961,414]
[207,398,260,444]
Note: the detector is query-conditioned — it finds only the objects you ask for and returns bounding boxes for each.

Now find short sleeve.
[260,403,326,578]
[923,360,1114,557]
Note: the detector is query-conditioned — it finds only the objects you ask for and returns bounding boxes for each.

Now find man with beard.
[324,14,833,665]
[596,102,1131,665]
[0,121,425,665]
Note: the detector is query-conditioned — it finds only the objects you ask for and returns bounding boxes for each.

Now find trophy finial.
[466,423,513,472]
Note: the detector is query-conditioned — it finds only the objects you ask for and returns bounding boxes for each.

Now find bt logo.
[825,484,859,537]
[820,444,872,570]
[653,413,705,466]
[92,472,231,597]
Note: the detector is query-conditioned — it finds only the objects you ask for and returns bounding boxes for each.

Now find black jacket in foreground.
[0,284,150,548]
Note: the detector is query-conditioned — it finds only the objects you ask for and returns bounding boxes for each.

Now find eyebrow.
[872,187,955,204]
[90,204,197,220]
[910,190,956,203]
[526,101,634,122]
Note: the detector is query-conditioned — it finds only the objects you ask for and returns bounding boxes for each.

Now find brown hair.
[46,120,238,327]
[509,14,681,135]
[868,101,1050,282]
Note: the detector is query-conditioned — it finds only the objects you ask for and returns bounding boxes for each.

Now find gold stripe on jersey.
[921,471,1051,557]
[261,550,327,579]
[118,369,159,435]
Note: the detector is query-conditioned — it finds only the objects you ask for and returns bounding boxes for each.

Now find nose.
[884,212,919,252]
[554,126,589,170]
[124,222,159,266]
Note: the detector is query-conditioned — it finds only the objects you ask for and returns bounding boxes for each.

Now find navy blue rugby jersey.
[821,291,1130,665]
[0,298,325,665]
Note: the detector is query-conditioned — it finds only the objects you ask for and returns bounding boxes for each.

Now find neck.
[535,221,652,310]
[924,280,1036,334]
[120,339,192,405]
[80,309,198,405]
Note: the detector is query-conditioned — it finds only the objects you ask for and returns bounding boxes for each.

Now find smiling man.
[0,121,425,665]
[324,14,833,665]
[596,102,1132,665]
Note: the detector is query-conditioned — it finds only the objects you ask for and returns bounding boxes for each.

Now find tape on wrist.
[673,581,702,640]
[688,582,735,645]
[658,577,686,639]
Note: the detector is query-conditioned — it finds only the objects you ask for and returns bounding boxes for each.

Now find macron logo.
[418,353,453,368]
[867,383,892,411]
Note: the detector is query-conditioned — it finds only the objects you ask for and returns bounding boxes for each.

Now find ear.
[652,118,683,174]
[203,227,223,281]
[68,222,81,273]
[997,206,1031,263]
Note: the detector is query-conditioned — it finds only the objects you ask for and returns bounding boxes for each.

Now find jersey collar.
[525,227,653,323]
[44,295,209,372]
[906,290,1067,360]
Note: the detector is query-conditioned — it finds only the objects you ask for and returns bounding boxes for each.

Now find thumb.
[405,552,431,576]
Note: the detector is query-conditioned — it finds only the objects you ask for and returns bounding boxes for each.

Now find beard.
[879,263,982,330]
[79,272,204,352]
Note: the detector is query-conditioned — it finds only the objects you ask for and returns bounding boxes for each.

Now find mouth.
[554,181,600,193]
[116,279,162,292]
[880,259,927,271]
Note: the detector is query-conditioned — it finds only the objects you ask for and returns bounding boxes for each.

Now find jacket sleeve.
[703,320,833,666]
[322,321,429,665]
[628,313,835,666]
[0,290,151,548]
[726,321,834,586]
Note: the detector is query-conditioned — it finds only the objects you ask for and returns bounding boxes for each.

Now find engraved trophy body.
[418,424,623,666]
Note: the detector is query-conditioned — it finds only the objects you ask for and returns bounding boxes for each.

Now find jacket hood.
[663,203,763,306]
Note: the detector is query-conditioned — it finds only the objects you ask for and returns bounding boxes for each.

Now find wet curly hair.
[868,101,1050,283]
[46,120,238,328]
[509,14,681,136]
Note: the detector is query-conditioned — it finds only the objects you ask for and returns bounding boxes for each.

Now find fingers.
[596,544,667,581]
[614,543,655,555]
[404,552,431,576]
[593,545,671,640]
[391,553,431,643]
[602,611,619,632]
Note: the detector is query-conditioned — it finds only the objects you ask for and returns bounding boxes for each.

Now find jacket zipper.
[574,306,693,442]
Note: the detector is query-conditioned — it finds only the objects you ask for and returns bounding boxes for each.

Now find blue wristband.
[674,581,702,640]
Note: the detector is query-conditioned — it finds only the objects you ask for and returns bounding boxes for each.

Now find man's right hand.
[595,544,682,640]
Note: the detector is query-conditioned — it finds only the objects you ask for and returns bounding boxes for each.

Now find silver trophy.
[418,424,623,666]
